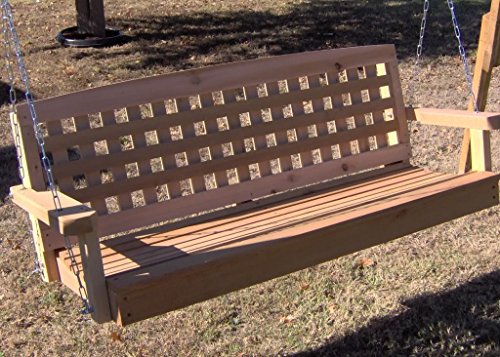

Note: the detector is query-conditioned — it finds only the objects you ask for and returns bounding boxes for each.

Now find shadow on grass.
[72,0,488,71]
[295,269,500,356]
[0,145,21,203]
[1,81,28,202]
[0,80,26,107]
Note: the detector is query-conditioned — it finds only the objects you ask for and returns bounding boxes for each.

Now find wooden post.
[75,0,106,37]
[459,1,500,173]
[12,113,60,281]
[78,230,111,323]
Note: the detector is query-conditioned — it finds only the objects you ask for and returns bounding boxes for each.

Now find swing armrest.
[405,107,500,130]
[10,185,97,236]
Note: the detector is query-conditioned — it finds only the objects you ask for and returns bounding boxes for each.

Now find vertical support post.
[470,129,492,171]
[75,0,106,37]
[78,229,111,323]
[12,113,60,281]
[459,1,500,173]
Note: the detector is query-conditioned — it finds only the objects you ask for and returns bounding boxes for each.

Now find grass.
[0,0,499,356]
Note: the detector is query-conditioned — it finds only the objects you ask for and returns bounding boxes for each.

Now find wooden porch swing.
[6,3,500,326]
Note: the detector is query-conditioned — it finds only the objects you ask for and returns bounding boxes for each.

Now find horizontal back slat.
[17,45,396,123]
[43,74,392,149]
[19,45,410,237]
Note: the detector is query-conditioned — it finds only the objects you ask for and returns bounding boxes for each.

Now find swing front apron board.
[10,45,500,325]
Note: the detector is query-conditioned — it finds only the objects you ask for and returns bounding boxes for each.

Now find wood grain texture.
[459,3,500,172]
[10,185,96,236]
[407,107,500,130]
[74,169,498,325]
[17,45,397,124]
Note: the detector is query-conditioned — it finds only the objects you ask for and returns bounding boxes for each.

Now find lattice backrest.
[16,45,410,237]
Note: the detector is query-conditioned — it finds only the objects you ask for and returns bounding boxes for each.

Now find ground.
[0,0,499,356]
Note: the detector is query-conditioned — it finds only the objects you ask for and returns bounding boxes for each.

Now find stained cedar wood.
[459,2,500,172]
[346,67,370,153]
[470,129,492,171]
[100,110,135,211]
[41,74,392,152]
[266,81,294,171]
[385,60,409,144]
[101,171,498,325]
[408,107,500,130]
[56,169,498,287]
[60,169,499,277]
[175,97,207,194]
[12,113,61,281]
[328,69,352,158]
[62,168,452,274]
[199,93,229,187]
[10,185,96,236]
[13,44,499,325]
[84,144,410,238]
[125,106,158,205]
[245,84,273,177]
[307,74,331,163]
[16,45,397,124]
[50,97,396,178]
[77,230,111,323]
[289,77,313,166]
[222,89,252,181]
[46,160,410,251]
[65,167,428,268]
[73,115,109,215]
[64,120,400,202]
[365,65,389,148]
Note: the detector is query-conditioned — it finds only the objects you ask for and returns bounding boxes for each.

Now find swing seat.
[10,45,500,325]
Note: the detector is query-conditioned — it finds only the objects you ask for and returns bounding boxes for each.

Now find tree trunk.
[75,0,106,37]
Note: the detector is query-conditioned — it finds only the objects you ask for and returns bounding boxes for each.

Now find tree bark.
[75,0,106,37]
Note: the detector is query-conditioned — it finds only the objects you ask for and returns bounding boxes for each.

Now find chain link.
[1,6,24,182]
[1,0,93,315]
[410,0,430,106]
[447,0,478,112]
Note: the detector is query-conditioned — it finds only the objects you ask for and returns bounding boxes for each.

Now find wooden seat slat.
[58,169,498,325]
[62,168,454,275]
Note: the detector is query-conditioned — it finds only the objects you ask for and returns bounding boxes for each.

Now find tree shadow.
[0,145,21,203]
[0,80,26,107]
[1,81,25,202]
[72,0,488,71]
[294,269,500,356]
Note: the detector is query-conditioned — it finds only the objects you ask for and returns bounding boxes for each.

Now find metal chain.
[1,6,24,183]
[1,2,43,276]
[410,0,430,106]
[446,0,479,112]
[1,0,61,209]
[1,0,93,315]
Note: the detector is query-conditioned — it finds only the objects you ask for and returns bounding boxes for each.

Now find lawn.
[0,0,499,356]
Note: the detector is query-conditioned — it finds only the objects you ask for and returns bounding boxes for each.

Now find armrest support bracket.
[10,185,96,236]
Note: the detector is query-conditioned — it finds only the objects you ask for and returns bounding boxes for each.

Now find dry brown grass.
[0,0,499,356]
